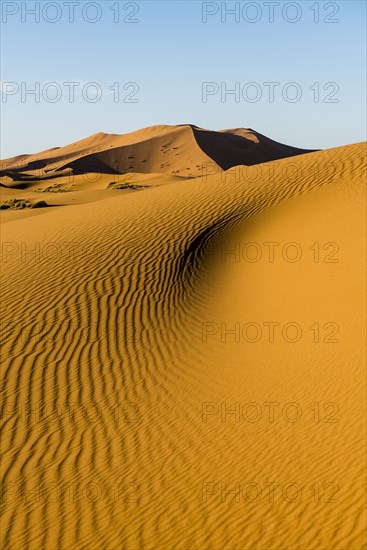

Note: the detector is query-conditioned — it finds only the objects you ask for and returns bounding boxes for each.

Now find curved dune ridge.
[0,124,314,181]
[0,141,366,549]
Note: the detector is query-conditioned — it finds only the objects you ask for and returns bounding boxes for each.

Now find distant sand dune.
[0,142,366,549]
[0,124,314,182]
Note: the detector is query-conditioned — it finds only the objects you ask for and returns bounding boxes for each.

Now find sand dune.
[0,138,366,549]
[0,124,314,182]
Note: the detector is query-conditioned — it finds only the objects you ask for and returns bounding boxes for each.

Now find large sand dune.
[0,124,314,182]
[0,136,366,549]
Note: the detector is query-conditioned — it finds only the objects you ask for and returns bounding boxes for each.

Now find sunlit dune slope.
[0,143,365,549]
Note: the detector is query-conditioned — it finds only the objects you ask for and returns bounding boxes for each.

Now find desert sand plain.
[0,125,366,549]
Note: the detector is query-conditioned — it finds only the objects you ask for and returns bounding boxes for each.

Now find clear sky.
[1,0,366,158]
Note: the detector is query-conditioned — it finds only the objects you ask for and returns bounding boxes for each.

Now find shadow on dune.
[191,126,317,169]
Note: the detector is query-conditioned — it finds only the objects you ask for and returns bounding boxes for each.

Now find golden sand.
[0,129,366,549]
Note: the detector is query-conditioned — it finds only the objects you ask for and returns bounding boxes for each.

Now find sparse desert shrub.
[0,198,48,210]
[36,183,68,193]
[108,182,144,190]
[31,200,48,208]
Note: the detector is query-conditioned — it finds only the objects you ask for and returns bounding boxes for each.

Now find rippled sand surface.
[1,142,366,549]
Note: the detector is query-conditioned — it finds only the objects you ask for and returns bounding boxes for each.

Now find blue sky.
[1,0,366,157]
